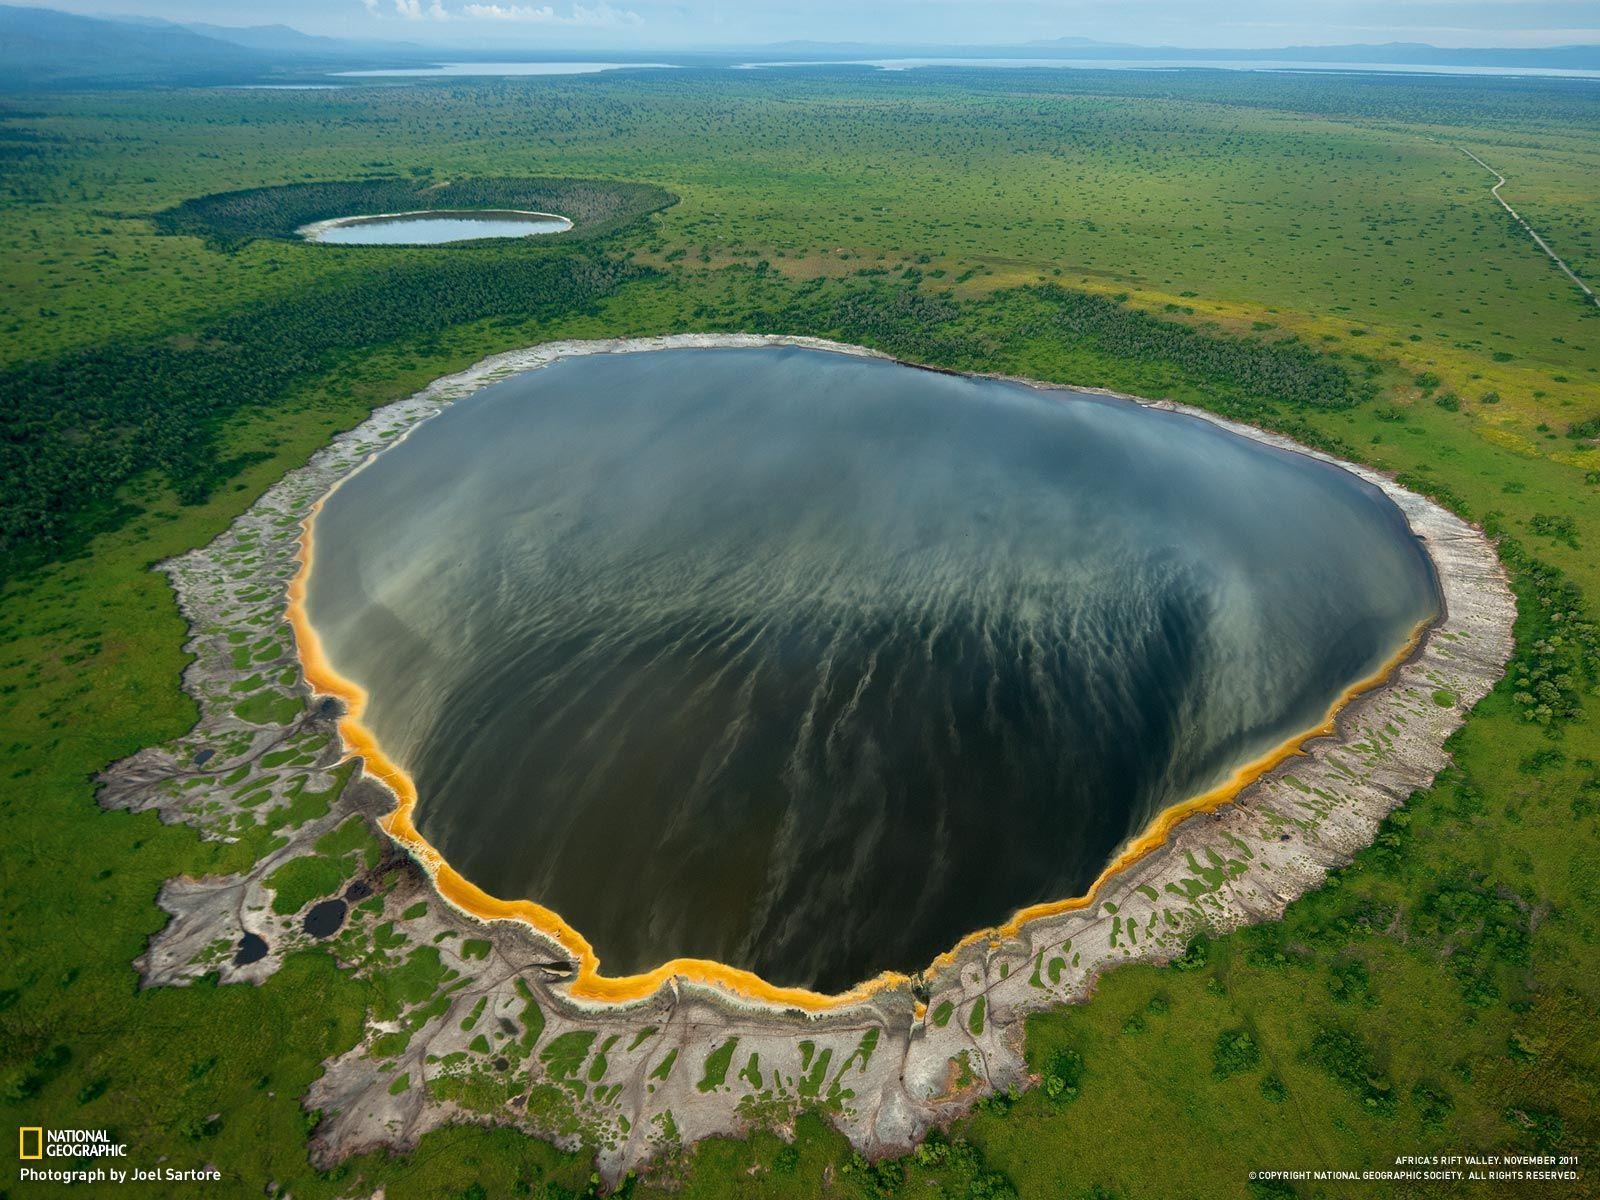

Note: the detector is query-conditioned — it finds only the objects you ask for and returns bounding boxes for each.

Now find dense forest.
[154,176,676,249]
[0,248,646,568]
[943,66,1600,130]
[0,266,1375,576]
[721,275,1373,417]
[825,283,1370,409]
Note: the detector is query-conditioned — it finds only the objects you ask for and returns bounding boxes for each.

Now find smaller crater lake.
[304,346,1440,992]
[300,210,573,245]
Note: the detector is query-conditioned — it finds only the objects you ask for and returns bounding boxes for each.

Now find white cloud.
[461,2,644,25]
[392,0,449,17]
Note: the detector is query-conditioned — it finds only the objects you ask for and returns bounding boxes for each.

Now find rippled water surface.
[303,210,572,245]
[306,347,1438,990]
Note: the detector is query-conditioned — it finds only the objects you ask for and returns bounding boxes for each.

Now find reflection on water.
[302,210,572,245]
[306,347,1439,990]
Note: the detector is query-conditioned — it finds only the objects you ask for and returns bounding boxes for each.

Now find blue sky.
[52,0,1600,48]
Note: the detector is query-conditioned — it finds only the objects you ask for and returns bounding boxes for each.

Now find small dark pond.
[233,932,269,965]
[303,899,348,938]
[305,346,1439,990]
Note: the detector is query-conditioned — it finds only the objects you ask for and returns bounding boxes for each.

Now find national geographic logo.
[16,1126,221,1187]
[16,1126,151,1188]
[16,1126,128,1159]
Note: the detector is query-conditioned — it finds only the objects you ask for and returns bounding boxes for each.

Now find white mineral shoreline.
[103,333,1517,1180]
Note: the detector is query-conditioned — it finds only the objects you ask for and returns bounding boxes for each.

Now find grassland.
[1,65,1597,1199]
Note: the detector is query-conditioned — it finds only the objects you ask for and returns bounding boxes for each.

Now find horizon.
[26,0,1600,50]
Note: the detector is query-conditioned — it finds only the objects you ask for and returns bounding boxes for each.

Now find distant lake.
[305,346,1439,990]
[738,57,1600,80]
[337,61,676,77]
[299,210,572,245]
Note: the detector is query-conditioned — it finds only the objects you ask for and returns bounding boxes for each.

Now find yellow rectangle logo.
[19,1127,43,1159]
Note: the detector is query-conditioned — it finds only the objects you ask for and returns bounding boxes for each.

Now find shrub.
[1212,1028,1262,1079]
[1171,933,1210,971]
[1412,1080,1454,1131]
[1042,1049,1085,1104]
[1504,1105,1566,1152]
[1302,1028,1396,1116]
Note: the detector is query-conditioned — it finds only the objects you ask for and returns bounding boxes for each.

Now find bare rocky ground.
[99,335,1517,1185]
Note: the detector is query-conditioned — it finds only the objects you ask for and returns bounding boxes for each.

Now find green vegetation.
[1210,1027,1262,1080]
[697,1039,739,1094]
[967,997,987,1037]
[1040,1049,1084,1104]
[264,854,344,915]
[1303,1027,1398,1116]
[539,1031,597,1089]
[0,246,645,564]
[1,63,1597,1199]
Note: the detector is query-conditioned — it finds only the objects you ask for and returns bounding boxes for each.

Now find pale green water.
[303,210,572,245]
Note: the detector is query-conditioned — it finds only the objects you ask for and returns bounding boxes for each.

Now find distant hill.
[182,21,427,62]
[1022,37,1600,71]
[0,4,269,86]
[0,5,431,88]
[183,22,354,56]
[3,5,1596,90]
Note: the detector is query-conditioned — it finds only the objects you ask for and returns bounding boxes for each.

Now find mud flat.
[100,334,1516,1182]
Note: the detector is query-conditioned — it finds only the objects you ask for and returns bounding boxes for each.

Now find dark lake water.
[302,210,572,245]
[305,347,1439,990]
